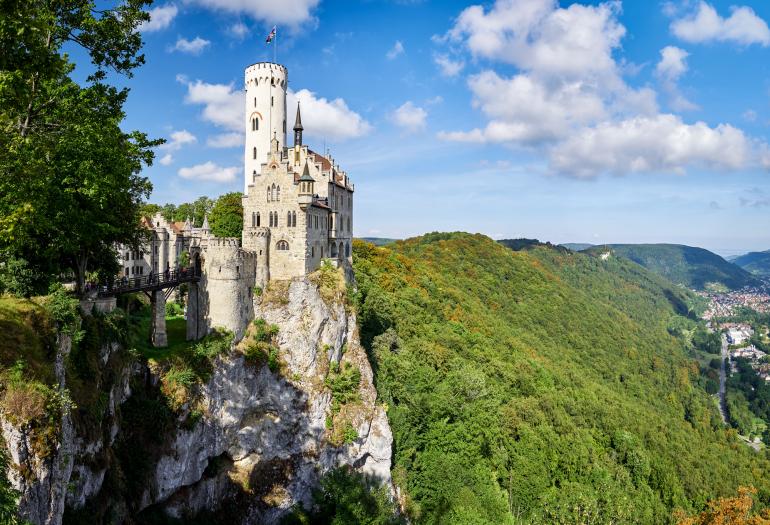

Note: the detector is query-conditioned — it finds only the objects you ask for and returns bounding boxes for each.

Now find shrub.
[0,256,41,297]
[268,347,280,373]
[325,362,361,410]
[309,260,346,306]
[165,301,183,317]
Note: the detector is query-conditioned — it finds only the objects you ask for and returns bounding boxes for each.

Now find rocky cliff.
[1,275,392,524]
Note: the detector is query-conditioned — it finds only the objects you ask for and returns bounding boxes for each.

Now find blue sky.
[88,0,770,255]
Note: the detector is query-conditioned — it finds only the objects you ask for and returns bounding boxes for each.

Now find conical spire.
[293,102,303,147]
[201,213,210,231]
[293,102,303,131]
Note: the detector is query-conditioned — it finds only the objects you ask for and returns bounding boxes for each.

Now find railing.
[97,266,200,297]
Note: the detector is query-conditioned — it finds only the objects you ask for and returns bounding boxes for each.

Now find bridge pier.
[150,290,168,348]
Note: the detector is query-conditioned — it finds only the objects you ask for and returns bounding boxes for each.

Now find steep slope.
[353,233,770,525]
[733,250,770,277]
[584,243,757,290]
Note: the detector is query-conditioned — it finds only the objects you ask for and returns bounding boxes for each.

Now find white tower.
[244,62,288,191]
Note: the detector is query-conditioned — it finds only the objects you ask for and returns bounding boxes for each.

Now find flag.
[266,26,276,44]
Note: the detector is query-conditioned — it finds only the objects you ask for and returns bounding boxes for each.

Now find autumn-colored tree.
[675,487,770,525]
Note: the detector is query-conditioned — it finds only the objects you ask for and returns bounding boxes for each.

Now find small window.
[253,147,257,160]
[267,187,271,202]
[312,246,315,257]
[287,211,291,226]
[271,95,274,106]
[254,97,256,107]
[252,212,256,228]
[292,211,296,227]
[277,240,289,251]
[256,212,261,227]
[255,118,259,130]
[276,185,281,201]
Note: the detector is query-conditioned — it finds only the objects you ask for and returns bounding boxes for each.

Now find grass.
[128,305,189,360]
[0,296,55,384]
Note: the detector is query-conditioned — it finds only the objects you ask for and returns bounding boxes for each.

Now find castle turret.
[298,161,314,210]
[244,62,288,191]
[293,102,303,147]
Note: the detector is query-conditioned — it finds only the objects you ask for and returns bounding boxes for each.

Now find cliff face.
[1,277,392,524]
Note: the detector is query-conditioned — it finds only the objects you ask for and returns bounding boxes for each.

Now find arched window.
[266,187,271,202]
[253,147,257,160]
[287,211,291,226]
[276,240,289,251]
[331,243,338,258]
[252,212,256,227]
[269,212,273,227]
[312,246,315,257]
[276,185,281,201]
[345,243,350,257]
[338,242,343,259]
[252,119,255,131]
[274,212,279,227]
[256,212,260,227]
[255,118,259,130]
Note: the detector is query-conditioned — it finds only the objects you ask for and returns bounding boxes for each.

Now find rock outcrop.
[1,276,392,524]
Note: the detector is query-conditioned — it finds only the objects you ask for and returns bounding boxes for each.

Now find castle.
[241,62,354,284]
[119,61,355,343]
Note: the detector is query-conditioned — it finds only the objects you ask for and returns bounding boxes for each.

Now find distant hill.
[584,243,757,290]
[560,243,595,251]
[498,238,570,253]
[733,250,770,277]
[357,237,397,246]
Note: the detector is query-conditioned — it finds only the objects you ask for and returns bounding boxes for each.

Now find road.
[718,333,728,425]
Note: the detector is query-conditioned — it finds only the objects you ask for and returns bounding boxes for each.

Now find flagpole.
[274,27,277,63]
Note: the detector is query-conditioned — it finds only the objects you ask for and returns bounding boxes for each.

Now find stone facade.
[242,61,355,287]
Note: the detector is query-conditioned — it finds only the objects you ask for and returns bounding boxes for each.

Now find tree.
[209,192,243,238]
[0,0,158,295]
[675,486,770,524]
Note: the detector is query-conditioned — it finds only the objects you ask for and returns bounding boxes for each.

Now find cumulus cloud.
[207,132,244,148]
[171,36,211,55]
[139,4,178,32]
[159,153,174,166]
[671,2,770,46]
[386,40,405,60]
[434,54,464,77]
[178,162,239,182]
[161,129,197,150]
[179,77,245,131]
[186,0,319,25]
[550,115,753,178]
[230,22,249,39]
[436,0,768,178]
[287,89,372,140]
[391,102,427,132]
[655,46,697,111]
[179,77,369,142]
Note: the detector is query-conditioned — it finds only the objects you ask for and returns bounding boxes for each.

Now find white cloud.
[171,36,211,55]
[287,89,372,140]
[386,40,405,60]
[446,0,625,81]
[655,46,697,111]
[140,4,178,32]
[391,102,427,132]
[434,54,464,77]
[161,129,197,150]
[178,161,239,182]
[437,0,768,178]
[159,153,174,166]
[207,132,244,148]
[186,0,319,25]
[671,2,770,46]
[743,109,757,122]
[550,115,753,178]
[179,77,244,131]
[229,21,249,39]
[179,77,370,141]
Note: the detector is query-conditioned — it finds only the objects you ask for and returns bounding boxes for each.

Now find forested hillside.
[353,233,770,524]
[584,244,756,290]
[733,250,770,277]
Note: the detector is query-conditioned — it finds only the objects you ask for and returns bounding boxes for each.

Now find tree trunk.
[74,253,88,297]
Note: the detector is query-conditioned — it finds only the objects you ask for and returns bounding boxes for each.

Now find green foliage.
[282,467,402,525]
[209,192,243,238]
[0,0,157,294]
[584,244,757,291]
[178,250,191,268]
[352,234,770,524]
[42,286,82,338]
[325,362,361,410]
[165,301,183,317]
[0,438,21,525]
[692,327,721,354]
[728,358,770,435]
[0,256,47,297]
